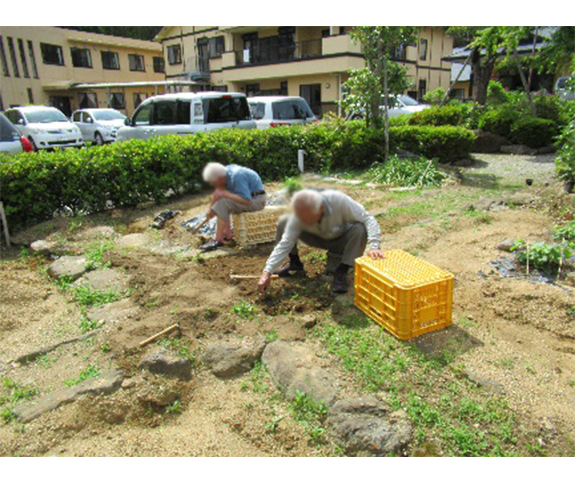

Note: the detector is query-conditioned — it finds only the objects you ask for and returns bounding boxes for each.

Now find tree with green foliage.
[343,26,419,159]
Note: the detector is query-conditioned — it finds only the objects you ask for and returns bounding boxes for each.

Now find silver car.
[71,108,127,145]
[248,96,317,129]
[0,113,34,155]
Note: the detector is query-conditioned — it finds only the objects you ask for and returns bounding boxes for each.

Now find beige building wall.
[0,26,165,115]
[156,26,454,117]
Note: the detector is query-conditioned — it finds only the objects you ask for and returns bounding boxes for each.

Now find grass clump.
[290,391,329,443]
[231,300,257,320]
[367,155,447,188]
[0,377,39,424]
[64,363,100,386]
[72,285,121,307]
[85,241,114,270]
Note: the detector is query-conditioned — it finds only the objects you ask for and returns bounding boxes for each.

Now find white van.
[247,96,317,129]
[116,92,256,141]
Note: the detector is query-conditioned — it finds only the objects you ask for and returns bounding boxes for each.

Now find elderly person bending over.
[200,162,266,252]
[258,189,384,294]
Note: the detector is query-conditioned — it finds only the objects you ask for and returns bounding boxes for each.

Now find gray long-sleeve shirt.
[264,190,381,273]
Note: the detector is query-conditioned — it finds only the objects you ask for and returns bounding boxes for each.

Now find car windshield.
[272,99,314,120]
[25,109,69,124]
[398,95,420,106]
[249,102,266,120]
[0,114,20,142]
[92,110,126,121]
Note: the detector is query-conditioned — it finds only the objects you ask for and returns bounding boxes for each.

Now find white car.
[71,108,127,145]
[247,96,317,129]
[554,76,575,101]
[0,113,34,155]
[348,95,430,119]
[4,106,84,151]
[116,92,256,141]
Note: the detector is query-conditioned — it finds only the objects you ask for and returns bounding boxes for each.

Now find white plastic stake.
[298,149,306,173]
[0,202,10,248]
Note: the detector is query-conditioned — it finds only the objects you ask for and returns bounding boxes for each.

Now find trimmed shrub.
[367,155,447,187]
[478,109,516,138]
[486,81,510,105]
[510,117,557,148]
[555,104,575,187]
[408,105,469,126]
[1,122,475,230]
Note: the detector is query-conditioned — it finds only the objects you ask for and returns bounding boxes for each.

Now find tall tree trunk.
[383,59,390,161]
[514,50,536,115]
[471,50,496,105]
[372,37,384,129]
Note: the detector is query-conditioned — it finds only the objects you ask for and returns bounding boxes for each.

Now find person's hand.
[367,249,386,260]
[258,271,272,294]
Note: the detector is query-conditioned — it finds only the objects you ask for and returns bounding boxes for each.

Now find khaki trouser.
[211,194,267,222]
[276,214,367,271]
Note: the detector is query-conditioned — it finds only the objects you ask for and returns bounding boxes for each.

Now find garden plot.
[1,153,574,457]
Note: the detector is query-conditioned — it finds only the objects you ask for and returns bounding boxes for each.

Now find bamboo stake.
[191,217,209,235]
[230,274,279,280]
[139,323,180,348]
[0,202,11,248]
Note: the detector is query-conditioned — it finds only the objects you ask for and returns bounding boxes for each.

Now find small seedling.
[231,301,257,320]
[65,364,100,386]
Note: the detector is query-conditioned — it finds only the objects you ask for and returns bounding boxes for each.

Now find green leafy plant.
[368,155,447,188]
[409,105,469,126]
[158,337,196,363]
[422,87,447,105]
[553,221,575,243]
[555,101,575,187]
[64,364,100,386]
[72,285,121,307]
[85,241,114,270]
[511,240,573,272]
[510,117,557,148]
[231,300,257,320]
[290,391,329,442]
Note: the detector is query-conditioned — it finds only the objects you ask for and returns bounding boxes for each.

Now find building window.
[153,56,165,73]
[101,51,120,70]
[207,36,224,59]
[129,54,145,72]
[392,43,407,61]
[78,92,98,109]
[40,43,64,66]
[133,92,146,108]
[71,48,92,68]
[27,88,34,104]
[322,29,331,38]
[280,81,288,96]
[7,37,20,77]
[17,39,29,78]
[418,79,427,101]
[167,44,181,65]
[211,85,228,92]
[245,83,260,97]
[419,39,428,61]
[27,41,38,78]
[110,92,125,109]
[0,36,10,76]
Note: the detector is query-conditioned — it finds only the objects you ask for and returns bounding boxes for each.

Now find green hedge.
[408,105,470,126]
[510,117,558,148]
[1,122,475,230]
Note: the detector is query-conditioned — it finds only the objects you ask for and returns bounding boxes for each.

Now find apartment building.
[155,26,454,116]
[0,27,166,116]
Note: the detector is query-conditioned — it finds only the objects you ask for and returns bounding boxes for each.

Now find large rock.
[47,256,88,281]
[30,239,58,256]
[262,341,338,405]
[472,130,510,153]
[139,347,192,380]
[328,397,412,456]
[506,192,535,206]
[13,368,123,423]
[73,269,130,292]
[497,239,516,252]
[117,233,151,249]
[87,298,139,324]
[500,144,537,156]
[203,336,267,378]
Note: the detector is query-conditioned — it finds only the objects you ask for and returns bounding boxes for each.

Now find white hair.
[291,189,323,214]
[202,162,227,183]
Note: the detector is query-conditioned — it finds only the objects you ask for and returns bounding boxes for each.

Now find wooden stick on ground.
[230,274,279,280]
[191,217,210,235]
[139,323,180,348]
[0,202,11,248]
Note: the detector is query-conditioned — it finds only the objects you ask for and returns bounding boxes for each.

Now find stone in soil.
[500,144,537,156]
[136,383,179,408]
[139,347,192,380]
[47,256,88,281]
[30,239,58,256]
[73,269,130,292]
[117,233,152,249]
[87,298,139,324]
[77,226,115,241]
[13,368,123,423]
[464,370,506,395]
[497,239,516,252]
[262,341,338,405]
[203,336,267,378]
[328,396,412,456]
[506,192,535,206]
[302,314,317,329]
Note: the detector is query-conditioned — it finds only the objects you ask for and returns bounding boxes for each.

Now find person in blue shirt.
[200,162,266,251]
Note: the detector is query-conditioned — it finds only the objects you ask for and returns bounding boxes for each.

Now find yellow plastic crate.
[354,250,454,340]
[232,206,287,246]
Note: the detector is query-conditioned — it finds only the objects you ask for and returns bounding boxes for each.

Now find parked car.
[0,113,34,155]
[116,92,256,141]
[347,94,430,119]
[247,96,316,129]
[71,108,127,145]
[554,76,575,101]
[4,106,84,151]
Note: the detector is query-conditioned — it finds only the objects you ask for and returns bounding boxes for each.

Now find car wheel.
[94,132,104,145]
[351,114,363,120]
[28,137,38,151]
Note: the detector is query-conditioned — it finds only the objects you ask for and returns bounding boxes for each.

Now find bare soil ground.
[1,153,574,457]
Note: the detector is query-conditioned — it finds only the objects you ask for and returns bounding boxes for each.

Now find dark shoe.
[150,210,180,229]
[199,239,225,252]
[332,271,349,293]
[275,261,305,278]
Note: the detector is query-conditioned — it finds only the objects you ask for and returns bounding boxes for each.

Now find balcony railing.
[184,56,210,81]
[234,38,322,67]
